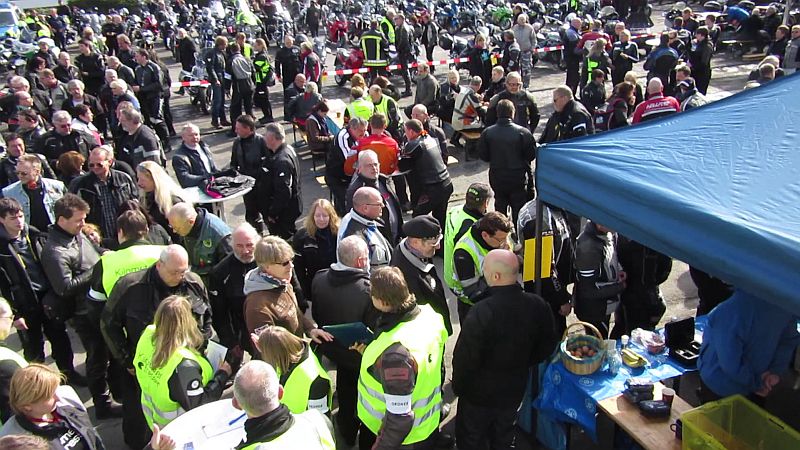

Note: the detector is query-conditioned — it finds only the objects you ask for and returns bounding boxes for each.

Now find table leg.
[213,202,226,221]
[672,375,682,396]
[565,422,571,450]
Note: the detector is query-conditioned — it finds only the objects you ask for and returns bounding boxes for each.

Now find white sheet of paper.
[206,341,227,373]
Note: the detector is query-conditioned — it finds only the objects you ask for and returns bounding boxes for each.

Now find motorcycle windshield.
[0,11,14,28]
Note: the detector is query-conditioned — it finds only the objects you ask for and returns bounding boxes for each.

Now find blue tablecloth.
[533,317,707,443]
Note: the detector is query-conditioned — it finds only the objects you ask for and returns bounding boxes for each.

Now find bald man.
[631,77,680,123]
[452,249,557,450]
[338,186,394,270]
[167,202,232,283]
[209,223,260,353]
[101,243,211,448]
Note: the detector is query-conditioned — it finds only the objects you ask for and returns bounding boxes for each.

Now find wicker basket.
[559,321,606,375]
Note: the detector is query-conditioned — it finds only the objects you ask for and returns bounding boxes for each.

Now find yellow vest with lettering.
[357,305,446,444]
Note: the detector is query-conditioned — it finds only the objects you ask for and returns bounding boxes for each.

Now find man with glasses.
[484,71,540,133]
[0,132,54,188]
[101,244,211,449]
[69,146,137,245]
[541,85,594,143]
[452,211,514,322]
[391,216,452,335]
[338,186,394,271]
[35,110,96,171]
[345,150,404,244]
[1,154,65,232]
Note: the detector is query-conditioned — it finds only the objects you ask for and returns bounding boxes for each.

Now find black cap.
[402,216,441,238]
[466,183,492,204]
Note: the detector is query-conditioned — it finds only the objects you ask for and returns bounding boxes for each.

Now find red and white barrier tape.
[632,33,658,40]
[171,80,211,88]
[323,57,472,76]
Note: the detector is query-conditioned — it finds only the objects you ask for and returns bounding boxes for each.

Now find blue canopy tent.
[534,74,800,314]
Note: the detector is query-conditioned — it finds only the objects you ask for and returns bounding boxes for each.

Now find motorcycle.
[486,2,514,30]
[536,25,567,71]
[180,57,211,114]
[437,29,469,70]
[136,29,157,50]
[333,46,364,85]
[328,14,349,48]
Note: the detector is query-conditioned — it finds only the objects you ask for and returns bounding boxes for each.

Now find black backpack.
[593,97,626,132]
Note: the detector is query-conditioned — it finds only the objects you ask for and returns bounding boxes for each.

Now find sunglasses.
[88,162,108,168]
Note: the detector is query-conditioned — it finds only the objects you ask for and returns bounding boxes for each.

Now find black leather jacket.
[134,61,163,99]
[399,134,450,185]
[68,169,138,233]
[485,90,541,132]
[41,224,102,317]
[540,99,594,143]
[172,142,218,188]
[230,133,268,179]
[35,129,96,168]
[477,118,536,173]
[204,48,227,85]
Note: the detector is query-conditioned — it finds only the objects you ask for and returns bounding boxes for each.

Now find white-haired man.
[233,360,335,448]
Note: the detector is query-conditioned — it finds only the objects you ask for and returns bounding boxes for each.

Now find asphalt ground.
[4,3,798,449]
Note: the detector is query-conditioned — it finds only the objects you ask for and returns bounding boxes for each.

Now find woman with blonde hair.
[0,363,103,448]
[243,236,334,344]
[291,199,340,302]
[252,325,331,414]
[136,161,185,241]
[581,38,611,91]
[133,295,231,430]
[0,298,26,423]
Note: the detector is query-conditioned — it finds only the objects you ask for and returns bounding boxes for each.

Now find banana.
[621,348,647,368]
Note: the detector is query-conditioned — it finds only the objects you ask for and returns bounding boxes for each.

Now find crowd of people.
[0,0,796,449]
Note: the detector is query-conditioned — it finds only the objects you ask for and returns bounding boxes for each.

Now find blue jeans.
[211,83,226,122]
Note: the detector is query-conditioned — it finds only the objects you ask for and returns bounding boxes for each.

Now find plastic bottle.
[607,340,622,375]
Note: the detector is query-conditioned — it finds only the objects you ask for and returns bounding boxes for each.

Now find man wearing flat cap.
[390,216,452,335]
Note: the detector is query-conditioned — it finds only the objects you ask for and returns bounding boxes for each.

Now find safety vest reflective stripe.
[240,410,336,450]
[346,98,375,121]
[586,59,600,82]
[280,350,332,414]
[0,346,28,369]
[357,305,446,444]
[452,231,490,305]
[99,245,165,299]
[443,207,477,293]
[361,35,388,66]
[134,325,213,429]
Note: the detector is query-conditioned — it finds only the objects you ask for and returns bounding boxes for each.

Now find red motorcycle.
[333,47,364,86]
[328,14,348,48]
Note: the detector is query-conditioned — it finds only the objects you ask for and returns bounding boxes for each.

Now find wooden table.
[597,381,691,450]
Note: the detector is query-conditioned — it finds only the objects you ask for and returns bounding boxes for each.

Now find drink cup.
[662,387,675,406]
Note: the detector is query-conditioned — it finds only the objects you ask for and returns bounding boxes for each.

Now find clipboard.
[322,322,375,347]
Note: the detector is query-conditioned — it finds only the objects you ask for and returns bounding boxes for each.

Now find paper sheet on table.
[522,235,553,282]
[205,341,227,373]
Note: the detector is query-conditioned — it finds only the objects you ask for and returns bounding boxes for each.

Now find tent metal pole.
[534,169,544,296]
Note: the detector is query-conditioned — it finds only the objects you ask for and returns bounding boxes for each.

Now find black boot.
[94,393,124,420]
[62,369,88,387]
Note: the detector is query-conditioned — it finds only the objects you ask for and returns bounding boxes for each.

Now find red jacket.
[345,133,399,176]
[577,31,613,52]
[632,93,681,124]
